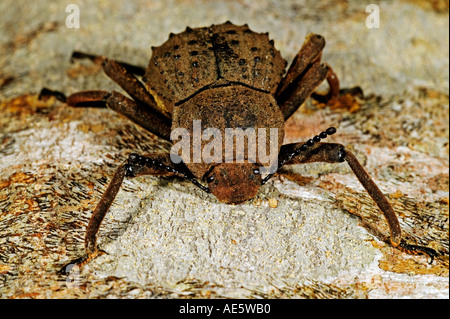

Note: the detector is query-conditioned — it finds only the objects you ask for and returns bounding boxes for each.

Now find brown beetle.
[40,22,437,270]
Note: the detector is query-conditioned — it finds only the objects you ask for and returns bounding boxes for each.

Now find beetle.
[40,21,437,270]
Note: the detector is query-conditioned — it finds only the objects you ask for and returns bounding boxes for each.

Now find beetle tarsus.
[397,241,439,264]
[310,63,340,103]
[261,126,337,185]
[59,249,105,275]
[38,88,67,102]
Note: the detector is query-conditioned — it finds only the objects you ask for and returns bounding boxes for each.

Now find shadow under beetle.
[40,22,438,270]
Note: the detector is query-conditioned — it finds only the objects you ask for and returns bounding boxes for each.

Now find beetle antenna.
[261,127,337,185]
[170,160,211,193]
[183,174,211,193]
[128,154,210,193]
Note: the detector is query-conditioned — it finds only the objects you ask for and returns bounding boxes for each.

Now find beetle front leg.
[40,89,172,141]
[268,140,438,263]
[61,152,208,273]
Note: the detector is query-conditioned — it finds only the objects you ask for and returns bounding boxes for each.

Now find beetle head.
[205,162,261,204]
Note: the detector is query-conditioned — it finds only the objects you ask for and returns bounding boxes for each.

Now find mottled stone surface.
[0,0,448,298]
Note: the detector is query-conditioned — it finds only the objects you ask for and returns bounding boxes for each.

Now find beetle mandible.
[40,21,437,270]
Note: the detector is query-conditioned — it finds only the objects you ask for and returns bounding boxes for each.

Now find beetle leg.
[277,61,329,120]
[93,90,171,141]
[310,66,364,104]
[85,53,170,120]
[275,34,329,120]
[310,64,341,103]
[39,89,172,141]
[276,33,341,120]
[262,127,338,183]
[60,152,209,274]
[276,34,326,98]
[276,34,363,120]
[39,52,173,139]
[70,51,146,76]
[43,51,170,120]
[265,137,438,262]
[100,58,169,118]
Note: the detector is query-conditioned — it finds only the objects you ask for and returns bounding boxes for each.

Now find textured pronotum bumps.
[144,22,287,114]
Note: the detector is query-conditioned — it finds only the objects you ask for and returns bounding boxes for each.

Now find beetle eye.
[253,168,260,175]
[206,175,215,183]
